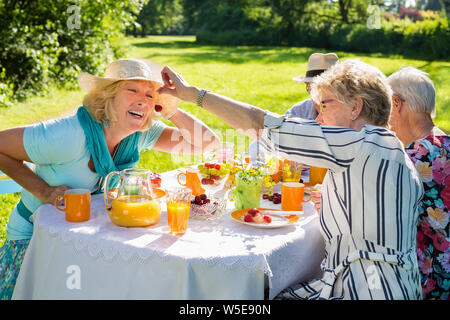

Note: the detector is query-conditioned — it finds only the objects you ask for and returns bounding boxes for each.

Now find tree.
[0,0,146,101]
[338,0,352,23]
[133,0,184,36]
[269,0,309,43]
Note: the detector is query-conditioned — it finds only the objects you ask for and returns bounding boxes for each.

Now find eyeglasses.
[319,99,335,113]
[394,94,405,102]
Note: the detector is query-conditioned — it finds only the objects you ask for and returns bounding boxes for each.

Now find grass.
[1,35,450,245]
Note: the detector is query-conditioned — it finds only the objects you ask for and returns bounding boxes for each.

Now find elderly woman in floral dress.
[388,67,449,300]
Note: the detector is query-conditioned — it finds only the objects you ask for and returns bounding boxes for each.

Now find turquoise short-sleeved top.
[6,114,167,240]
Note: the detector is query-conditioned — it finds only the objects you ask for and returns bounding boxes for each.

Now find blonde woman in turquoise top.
[0,58,220,299]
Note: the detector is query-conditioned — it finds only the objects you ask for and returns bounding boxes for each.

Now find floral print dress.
[406,134,450,300]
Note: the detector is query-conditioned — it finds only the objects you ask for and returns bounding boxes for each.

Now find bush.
[0,68,14,108]
[0,0,146,102]
[187,0,449,60]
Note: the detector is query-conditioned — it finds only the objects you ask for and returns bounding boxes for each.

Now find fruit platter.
[197,162,230,193]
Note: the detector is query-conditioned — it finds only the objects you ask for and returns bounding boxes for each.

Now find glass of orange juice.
[166,188,192,236]
[281,159,303,182]
[308,166,328,186]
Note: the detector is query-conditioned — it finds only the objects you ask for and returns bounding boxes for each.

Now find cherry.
[244,214,253,223]
[200,194,207,200]
[154,105,163,112]
[247,208,260,216]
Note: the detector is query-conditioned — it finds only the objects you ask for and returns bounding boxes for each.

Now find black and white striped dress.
[261,111,423,300]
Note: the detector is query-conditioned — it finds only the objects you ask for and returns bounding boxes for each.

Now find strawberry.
[247,208,260,216]
[215,164,221,170]
[263,215,272,223]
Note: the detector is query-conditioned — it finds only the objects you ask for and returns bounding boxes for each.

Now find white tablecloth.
[13,169,325,300]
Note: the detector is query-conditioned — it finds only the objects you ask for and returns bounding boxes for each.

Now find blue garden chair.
[0,171,22,194]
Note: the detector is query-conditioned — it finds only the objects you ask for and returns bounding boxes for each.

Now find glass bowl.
[189,195,227,220]
[197,163,229,194]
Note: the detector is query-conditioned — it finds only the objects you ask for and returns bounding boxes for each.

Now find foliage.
[194,1,450,60]
[130,0,185,36]
[399,6,424,21]
[0,68,14,108]
[0,193,20,246]
[0,0,146,103]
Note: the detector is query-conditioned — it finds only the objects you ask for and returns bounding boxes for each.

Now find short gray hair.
[387,66,436,118]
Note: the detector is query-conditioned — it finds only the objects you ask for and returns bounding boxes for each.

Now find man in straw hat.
[0,58,219,299]
[248,53,339,161]
[287,52,339,120]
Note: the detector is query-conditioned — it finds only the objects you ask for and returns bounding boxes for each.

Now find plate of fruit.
[230,208,301,229]
[190,193,227,220]
[197,162,230,193]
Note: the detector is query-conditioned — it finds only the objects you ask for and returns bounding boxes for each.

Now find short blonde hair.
[82,80,157,131]
[310,59,393,127]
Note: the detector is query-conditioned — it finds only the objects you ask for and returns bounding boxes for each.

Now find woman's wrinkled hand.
[157,66,198,104]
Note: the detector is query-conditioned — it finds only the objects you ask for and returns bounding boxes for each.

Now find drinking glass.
[166,188,192,236]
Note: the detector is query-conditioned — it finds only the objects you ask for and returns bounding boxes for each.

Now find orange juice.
[281,160,302,182]
[109,195,161,227]
[167,202,190,236]
[308,166,328,186]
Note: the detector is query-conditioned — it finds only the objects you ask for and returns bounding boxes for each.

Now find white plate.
[230,208,302,229]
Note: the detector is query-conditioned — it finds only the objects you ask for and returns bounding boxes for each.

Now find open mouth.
[128,110,144,119]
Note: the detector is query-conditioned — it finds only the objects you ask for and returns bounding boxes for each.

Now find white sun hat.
[78,58,178,114]
[293,53,339,82]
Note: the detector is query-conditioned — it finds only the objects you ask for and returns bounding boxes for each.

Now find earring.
[103,119,110,128]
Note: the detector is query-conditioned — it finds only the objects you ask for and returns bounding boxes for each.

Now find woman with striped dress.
[158,59,423,299]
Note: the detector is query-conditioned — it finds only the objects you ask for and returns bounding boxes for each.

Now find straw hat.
[78,58,178,113]
[293,53,339,82]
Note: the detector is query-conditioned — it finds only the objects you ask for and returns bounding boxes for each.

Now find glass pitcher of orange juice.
[104,168,162,227]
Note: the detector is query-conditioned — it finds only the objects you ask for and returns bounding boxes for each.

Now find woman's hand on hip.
[42,185,70,205]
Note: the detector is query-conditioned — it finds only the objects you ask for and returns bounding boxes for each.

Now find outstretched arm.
[157,66,265,140]
[153,108,220,155]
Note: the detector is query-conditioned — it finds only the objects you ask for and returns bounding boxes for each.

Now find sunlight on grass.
[0,88,84,130]
[1,35,449,243]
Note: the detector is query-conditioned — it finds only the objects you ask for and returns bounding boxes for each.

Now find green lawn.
[1,35,450,245]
